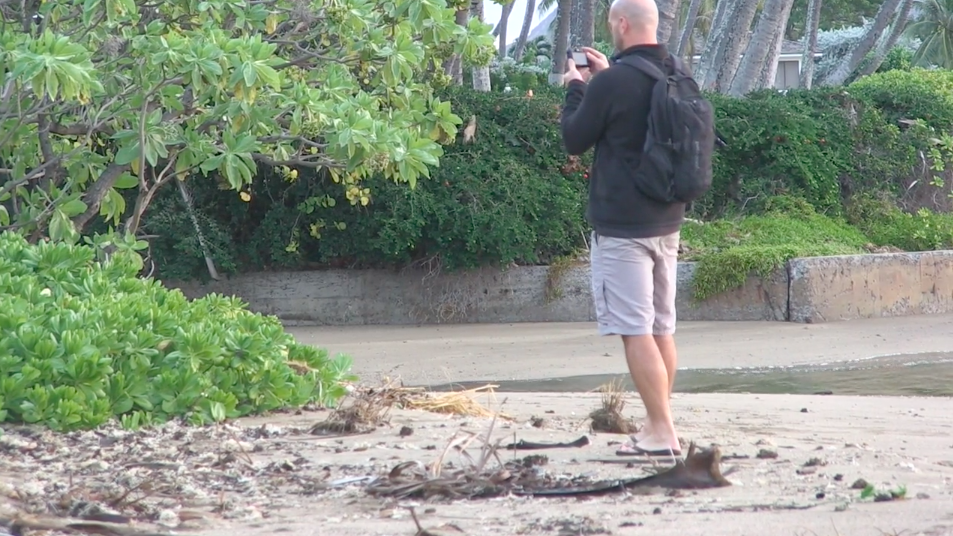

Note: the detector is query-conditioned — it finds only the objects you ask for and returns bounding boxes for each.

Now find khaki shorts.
[589,231,679,337]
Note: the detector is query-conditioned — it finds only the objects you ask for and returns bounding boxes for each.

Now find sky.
[483,0,555,46]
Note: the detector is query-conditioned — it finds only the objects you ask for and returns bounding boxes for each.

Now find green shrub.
[0,231,354,432]
[850,69,953,130]
[145,85,590,281]
[136,71,953,287]
[846,193,953,251]
[682,196,869,300]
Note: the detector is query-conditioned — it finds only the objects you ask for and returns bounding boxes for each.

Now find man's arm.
[560,72,614,155]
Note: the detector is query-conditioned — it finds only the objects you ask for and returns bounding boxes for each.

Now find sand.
[2,315,952,536]
[186,391,953,536]
[288,314,953,385]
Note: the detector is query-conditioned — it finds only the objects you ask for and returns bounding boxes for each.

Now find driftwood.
[2,514,170,536]
[519,443,732,497]
[503,436,591,450]
[367,442,730,500]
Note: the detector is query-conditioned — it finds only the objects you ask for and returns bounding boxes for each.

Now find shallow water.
[428,352,953,397]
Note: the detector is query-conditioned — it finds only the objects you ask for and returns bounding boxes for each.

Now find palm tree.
[472,0,492,90]
[906,0,953,68]
[513,0,538,60]
[496,0,517,58]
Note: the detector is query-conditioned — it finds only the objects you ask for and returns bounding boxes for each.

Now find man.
[560,0,683,457]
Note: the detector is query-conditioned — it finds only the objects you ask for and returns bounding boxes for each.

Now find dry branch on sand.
[2,512,170,536]
[311,381,510,435]
[366,414,731,501]
[588,379,639,434]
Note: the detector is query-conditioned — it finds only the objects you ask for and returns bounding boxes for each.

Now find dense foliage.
[136,68,953,297]
[0,0,494,241]
[0,231,354,432]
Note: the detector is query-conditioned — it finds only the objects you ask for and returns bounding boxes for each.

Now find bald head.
[608,0,659,50]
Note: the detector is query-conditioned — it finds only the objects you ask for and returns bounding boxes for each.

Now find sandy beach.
[1,315,951,536]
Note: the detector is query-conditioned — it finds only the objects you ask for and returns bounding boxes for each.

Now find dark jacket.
[561,44,685,239]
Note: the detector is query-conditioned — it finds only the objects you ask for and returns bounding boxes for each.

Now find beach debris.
[408,506,466,536]
[399,426,415,437]
[1,514,172,536]
[311,379,410,435]
[503,436,591,450]
[403,384,510,420]
[529,416,547,428]
[368,430,731,501]
[860,483,907,502]
[588,380,639,434]
[310,381,509,436]
[851,478,869,489]
[525,443,732,497]
[756,449,778,459]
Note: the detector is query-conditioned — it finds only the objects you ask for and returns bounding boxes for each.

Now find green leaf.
[113,173,139,189]
[60,199,88,218]
[0,205,8,227]
[115,143,140,166]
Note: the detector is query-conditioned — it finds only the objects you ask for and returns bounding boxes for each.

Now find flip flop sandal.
[615,443,682,458]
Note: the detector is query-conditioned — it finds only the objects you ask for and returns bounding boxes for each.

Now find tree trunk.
[496,0,516,58]
[550,0,572,85]
[855,0,915,78]
[513,0,537,60]
[728,0,795,96]
[816,0,903,86]
[798,0,823,89]
[697,0,760,92]
[572,0,596,48]
[472,0,492,91]
[656,0,682,45]
[756,4,794,90]
[445,9,470,84]
[675,0,705,57]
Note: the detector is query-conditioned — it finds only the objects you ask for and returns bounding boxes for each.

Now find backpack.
[616,54,716,204]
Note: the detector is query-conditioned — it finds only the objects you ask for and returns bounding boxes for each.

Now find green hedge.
[137,69,953,286]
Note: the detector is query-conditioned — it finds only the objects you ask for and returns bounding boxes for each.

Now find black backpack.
[617,54,715,204]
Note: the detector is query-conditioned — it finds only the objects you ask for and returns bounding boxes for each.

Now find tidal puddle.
[430,352,953,397]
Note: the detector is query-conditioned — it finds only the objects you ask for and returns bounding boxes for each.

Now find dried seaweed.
[588,380,639,434]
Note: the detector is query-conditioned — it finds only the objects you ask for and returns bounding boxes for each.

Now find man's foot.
[615,442,682,458]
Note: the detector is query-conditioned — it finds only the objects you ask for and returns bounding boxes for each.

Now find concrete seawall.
[164,251,953,325]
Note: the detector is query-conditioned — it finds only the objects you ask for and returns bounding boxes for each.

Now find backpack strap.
[617,55,668,81]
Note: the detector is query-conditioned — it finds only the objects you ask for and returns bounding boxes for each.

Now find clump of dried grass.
[405,384,511,420]
[588,379,639,434]
[311,380,511,435]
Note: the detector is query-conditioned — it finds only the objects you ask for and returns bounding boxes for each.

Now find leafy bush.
[850,68,953,130]
[700,87,911,217]
[136,71,953,294]
[682,196,869,300]
[145,85,591,282]
[846,193,953,252]
[0,231,354,432]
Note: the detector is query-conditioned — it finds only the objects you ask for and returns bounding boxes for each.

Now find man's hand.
[563,58,586,86]
[581,47,610,74]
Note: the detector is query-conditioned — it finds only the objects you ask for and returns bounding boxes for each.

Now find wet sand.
[288,314,953,386]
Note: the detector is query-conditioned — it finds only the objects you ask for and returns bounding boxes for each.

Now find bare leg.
[622,334,679,452]
[631,334,677,443]
[655,334,678,395]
